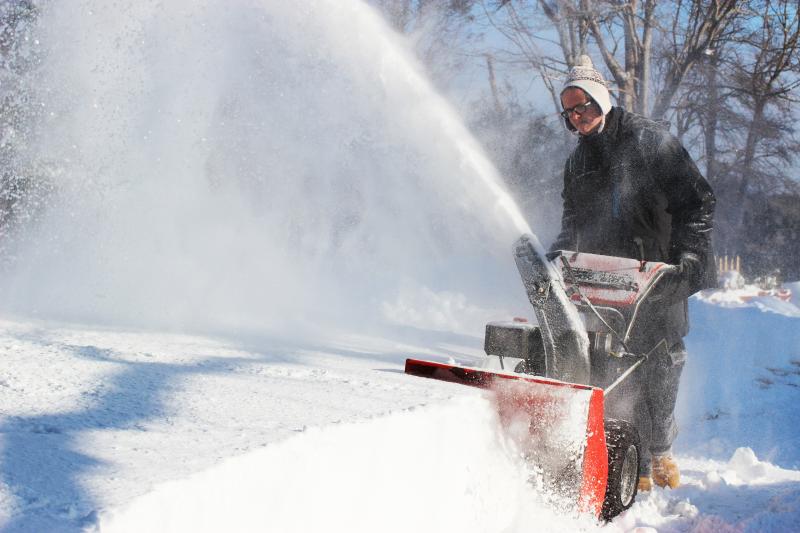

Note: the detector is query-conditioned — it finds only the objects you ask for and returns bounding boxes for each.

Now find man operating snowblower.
[551,55,715,491]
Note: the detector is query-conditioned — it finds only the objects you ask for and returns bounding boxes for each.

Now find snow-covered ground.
[1,289,799,532]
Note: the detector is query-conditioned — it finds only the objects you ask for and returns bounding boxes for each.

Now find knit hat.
[561,55,612,116]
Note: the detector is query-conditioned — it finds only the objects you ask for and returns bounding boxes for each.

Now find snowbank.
[709,448,800,487]
[94,397,593,533]
[678,298,800,468]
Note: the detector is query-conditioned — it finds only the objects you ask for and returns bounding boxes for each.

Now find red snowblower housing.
[405,233,676,520]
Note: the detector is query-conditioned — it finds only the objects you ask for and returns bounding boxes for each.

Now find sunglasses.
[560,101,595,120]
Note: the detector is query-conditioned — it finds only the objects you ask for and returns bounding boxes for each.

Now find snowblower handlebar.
[552,250,678,308]
[550,251,682,350]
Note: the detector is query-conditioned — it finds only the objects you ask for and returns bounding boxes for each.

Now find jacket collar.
[579,106,623,147]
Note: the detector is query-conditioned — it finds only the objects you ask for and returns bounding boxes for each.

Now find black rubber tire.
[601,419,641,521]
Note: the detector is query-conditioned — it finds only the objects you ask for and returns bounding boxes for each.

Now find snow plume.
[492,378,594,512]
[94,396,595,533]
[0,0,532,334]
[380,284,512,336]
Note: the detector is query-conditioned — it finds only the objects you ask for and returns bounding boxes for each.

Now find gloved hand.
[650,253,702,305]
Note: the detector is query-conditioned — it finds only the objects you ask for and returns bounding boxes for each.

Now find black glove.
[650,253,703,305]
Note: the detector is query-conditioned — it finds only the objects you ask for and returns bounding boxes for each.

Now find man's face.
[561,88,603,135]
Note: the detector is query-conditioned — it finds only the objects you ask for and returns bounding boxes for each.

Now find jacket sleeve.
[550,158,578,252]
[653,131,716,289]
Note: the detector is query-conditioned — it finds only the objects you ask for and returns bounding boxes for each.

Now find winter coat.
[551,106,715,345]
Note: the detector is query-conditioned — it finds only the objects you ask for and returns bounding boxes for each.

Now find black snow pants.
[601,340,687,475]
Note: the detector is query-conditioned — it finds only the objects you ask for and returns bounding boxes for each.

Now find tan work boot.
[652,455,680,489]
[638,476,653,492]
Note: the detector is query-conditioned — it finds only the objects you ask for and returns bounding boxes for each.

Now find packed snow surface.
[1,291,800,532]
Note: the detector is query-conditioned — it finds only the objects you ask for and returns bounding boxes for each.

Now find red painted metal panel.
[578,388,608,516]
[404,358,595,391]
[558,250,668,307]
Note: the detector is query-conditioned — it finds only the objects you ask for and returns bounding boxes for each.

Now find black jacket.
[551,107,715,344]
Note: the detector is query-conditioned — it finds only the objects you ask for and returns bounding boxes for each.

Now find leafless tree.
[475,1,589,113]
[727,0,800,231]
[477,0,741,119]
[648,0,741,119]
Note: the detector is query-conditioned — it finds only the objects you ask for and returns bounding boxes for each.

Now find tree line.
[373,0,800,281]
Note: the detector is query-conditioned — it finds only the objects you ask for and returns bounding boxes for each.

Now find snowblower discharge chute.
[405,233,676,520]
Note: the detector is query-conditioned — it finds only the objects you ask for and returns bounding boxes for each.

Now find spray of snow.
[492,378,593,509]
[0,0,532,335]
[380,284,512,336]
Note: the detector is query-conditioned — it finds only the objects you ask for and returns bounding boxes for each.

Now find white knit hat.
[561,55,612,115]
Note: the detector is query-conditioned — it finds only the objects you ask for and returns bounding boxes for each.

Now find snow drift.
[94,397,594,533]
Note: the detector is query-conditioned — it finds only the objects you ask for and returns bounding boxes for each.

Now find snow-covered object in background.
[719,270,746,290]
[698,284,795,315]
[739,287,792,303]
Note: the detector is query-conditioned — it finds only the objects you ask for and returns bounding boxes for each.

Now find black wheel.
[601,419,640,521]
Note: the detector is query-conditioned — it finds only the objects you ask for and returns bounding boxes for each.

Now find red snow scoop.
[405,234,676,520]
[404,357,607,515]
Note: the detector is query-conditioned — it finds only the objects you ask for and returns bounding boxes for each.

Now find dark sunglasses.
[560,101,595,120]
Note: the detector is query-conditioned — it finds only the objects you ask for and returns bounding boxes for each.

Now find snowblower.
[405,233,677,520]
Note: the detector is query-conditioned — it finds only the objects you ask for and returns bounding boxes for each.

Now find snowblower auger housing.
[405,233,676,520]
